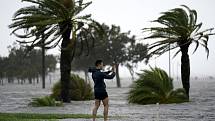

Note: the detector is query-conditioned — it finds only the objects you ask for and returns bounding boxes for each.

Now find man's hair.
[95,60,103,66]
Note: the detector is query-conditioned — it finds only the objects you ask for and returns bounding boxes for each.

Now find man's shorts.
[94,91,108,100]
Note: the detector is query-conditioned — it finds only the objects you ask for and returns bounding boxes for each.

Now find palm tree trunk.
[60,21,72,103]
[116,64,121,88]
[42,39,45,89]
[180,45,190,99]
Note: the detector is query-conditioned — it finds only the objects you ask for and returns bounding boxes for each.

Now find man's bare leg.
[102,97,109,121]
[93,99,100,121]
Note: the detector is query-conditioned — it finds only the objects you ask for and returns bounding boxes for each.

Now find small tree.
[72,24,148,87]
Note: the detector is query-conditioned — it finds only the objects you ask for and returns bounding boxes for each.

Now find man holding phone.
[88,60,116,121]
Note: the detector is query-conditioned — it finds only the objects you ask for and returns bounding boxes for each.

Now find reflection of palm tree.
[9,0,102,102]
[143,5,215,99]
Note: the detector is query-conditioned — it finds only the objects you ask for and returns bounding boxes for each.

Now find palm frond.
[9,0,104,53]
[128,67,188,105]
[142,5,215,59]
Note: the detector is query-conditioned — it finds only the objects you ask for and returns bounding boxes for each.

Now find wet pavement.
[0,79,215,121]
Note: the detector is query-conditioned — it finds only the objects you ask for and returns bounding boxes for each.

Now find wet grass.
[0,112,103,121]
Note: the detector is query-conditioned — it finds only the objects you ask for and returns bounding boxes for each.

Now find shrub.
[29,96,63,107]
[51,74,93,101]
[128,67,188,105]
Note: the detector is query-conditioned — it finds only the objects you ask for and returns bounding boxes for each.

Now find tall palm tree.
[142,5,215,99]
[9,0,103,102]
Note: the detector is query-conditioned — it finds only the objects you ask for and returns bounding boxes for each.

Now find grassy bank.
[0,113,103,121]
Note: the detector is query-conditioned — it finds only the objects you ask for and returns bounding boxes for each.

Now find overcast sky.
[0,0,215,77]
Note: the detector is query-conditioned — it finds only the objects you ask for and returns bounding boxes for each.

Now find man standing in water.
[88,60,116,121]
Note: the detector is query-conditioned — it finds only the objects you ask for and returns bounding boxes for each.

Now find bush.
[29,96,63,107]
[128,67,188,105]
[51,74,93,101]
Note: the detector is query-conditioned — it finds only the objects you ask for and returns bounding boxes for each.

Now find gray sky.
[0,0,215,77]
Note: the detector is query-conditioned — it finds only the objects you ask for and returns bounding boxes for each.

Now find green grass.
[0,113,103,121]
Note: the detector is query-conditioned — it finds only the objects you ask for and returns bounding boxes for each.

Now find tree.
[142,5,215,99]
[72,24,148,87]
[101,25,148,87]
[71,56,94,81]
[0,56,7,85]
[2,44,57,84]
[9,0,102,102]
[126,43,149,80]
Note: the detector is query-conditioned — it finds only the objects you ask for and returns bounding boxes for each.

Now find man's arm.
[104,71,112,75]
[102,72,115,79]
[102,64,116,79]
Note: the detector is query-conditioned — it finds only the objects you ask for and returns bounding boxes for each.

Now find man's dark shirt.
[88,67,115,92]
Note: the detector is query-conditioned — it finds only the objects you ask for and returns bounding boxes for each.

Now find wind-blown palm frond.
[9,0,103,102]
[9,0,103,53]
[128,67,188,105]
[142,5,215,58]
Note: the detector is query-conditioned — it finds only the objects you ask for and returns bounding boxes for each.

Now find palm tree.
[142,5,215,99]
[128,67,188,105]
[9,0,103,102]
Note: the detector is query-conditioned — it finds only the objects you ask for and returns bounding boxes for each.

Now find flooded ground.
[0,78,215,121]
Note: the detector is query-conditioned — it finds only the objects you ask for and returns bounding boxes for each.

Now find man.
[88,60,116,121]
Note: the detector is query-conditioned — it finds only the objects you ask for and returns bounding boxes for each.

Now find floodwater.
[0,78,215,121]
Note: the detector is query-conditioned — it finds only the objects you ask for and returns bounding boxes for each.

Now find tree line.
[0,44,57,85]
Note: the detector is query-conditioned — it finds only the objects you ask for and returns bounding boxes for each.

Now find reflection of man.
[88,60,116,121]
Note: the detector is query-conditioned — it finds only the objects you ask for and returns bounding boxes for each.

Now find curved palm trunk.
[116,64,121,88]
[180,44,190,99]
[60,21,72,103]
